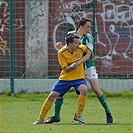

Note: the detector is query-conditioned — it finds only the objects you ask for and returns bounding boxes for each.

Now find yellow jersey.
[58,45,88,80]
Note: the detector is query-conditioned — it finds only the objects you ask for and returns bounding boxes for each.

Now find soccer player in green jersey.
[45,17,113,124]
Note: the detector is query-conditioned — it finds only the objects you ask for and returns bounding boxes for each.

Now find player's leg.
[44,80,71,124]
[85,67,113,123]
[54,97,63,118]
[74,79,88,124]
[34,80,69,125]
[91,78,113,123]
[44,97,63,124]
[90,78,111,112]
[33,91,60,125]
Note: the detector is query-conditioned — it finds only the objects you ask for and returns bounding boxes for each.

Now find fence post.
[92,0,96,43]
[9,0,15,96]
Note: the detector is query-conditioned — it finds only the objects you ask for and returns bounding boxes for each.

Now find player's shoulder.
[58,45,67,54]
[79,44,87,50]
[86,33,93,38]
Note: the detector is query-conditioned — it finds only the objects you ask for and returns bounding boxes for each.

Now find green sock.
[54,98,63,118]
[98,93,111,113]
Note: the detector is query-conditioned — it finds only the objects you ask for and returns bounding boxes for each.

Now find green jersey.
[80,33,95,69]
[68,31,95,68]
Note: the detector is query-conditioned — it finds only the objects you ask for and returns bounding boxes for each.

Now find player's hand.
[70,62,79,69]
[56,42,63,50]
[75,61,80,67]
[64,62,78,72]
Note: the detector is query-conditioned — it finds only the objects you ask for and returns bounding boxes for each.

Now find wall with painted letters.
[48,0,133,78]
[0,0,132,79]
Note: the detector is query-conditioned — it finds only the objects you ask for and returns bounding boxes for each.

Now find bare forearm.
[64,66,74,72]
[64,62,78,72]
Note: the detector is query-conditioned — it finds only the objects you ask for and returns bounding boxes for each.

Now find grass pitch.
[0,90,132,133]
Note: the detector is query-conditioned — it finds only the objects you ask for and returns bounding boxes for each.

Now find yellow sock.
[39,98,53,121]
[76,94,87,116]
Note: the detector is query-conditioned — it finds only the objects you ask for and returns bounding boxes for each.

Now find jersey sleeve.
[85,40,94,51]
[80,45,88,53]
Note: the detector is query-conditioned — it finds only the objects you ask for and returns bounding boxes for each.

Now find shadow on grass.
[53,122,133,126]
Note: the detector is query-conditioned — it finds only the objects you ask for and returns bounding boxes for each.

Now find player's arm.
[85,40,94,60]
[76,49,91,65]
[64,46,92,70]
[63,46,92,71]
[58,50,77,72]
[63,62,78,72]
[75,45,91,67]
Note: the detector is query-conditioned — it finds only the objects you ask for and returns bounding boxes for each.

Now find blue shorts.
[51,78,87,97]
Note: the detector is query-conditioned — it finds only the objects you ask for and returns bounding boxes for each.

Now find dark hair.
[79,17,92,27]
[65,33,80,45]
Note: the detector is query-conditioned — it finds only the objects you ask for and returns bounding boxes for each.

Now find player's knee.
[78,86,87,95]
[48,91,60,101]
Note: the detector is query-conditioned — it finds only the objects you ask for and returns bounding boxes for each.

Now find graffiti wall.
[0,0,49,78]
[0,0,132,79]
[0,0,25,78]
[48,0,133,77]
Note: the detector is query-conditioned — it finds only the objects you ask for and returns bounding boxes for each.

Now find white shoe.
[74,114,85,124]
[33,120,44,125]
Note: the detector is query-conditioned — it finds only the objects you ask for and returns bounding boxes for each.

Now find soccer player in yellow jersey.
[33,33,92,125]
